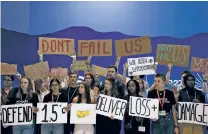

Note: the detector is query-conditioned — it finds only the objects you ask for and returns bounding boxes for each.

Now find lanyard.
[186,89,196,102]
[157,90,166,110]
[67,86,78,103]
[21,94,28,102]
[52,93,60,102]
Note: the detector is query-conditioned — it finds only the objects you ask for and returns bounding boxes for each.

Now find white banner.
[96,94,127,120]
[178,102,208,126]
[128,57,155,76]
[70,104,96,124]
[36,103,68,124]
[129,96,159,119]
[1,104,33,126]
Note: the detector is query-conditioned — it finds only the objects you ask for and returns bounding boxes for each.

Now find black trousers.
[1,124,12,134]
[64,113,74,134]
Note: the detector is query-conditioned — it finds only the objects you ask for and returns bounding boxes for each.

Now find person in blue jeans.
[148,74,179,134]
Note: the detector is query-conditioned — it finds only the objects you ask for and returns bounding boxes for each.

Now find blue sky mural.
[1,1,208,37]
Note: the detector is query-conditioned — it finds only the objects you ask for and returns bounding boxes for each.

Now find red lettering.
[42,39,49,52]
[58,40,64,52]
[124,41,133,53]
[51,40,57,52]
[65,40,71,52]
[135,39,142,52]
[103,42,110,54]
[81,42,88,54]
[97,41,101,54]
[89,42,95,55]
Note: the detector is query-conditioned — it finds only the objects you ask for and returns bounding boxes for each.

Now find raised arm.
[166,63,173,82]
[122,62,128,85]
[202,72,208,93]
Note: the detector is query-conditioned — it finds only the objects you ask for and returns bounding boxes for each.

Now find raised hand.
[167,63,173,71]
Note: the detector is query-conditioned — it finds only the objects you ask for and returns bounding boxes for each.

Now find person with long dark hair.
[124,80,150,134]
[8,77,39,134]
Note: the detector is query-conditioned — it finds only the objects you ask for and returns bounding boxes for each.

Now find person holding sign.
[148,74,179,134]
[8,77,39,134]
[96,77,122,134]
[124,80,150,134]
[72,82,95,134]
[41,79,69,134]
[178,74,205,134]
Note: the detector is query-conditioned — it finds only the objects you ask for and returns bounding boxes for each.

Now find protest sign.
[39,37,75,55]
[156,44,190,67]
[90,65,108,77]
[96,94,127,120]
[70,104,96,124]
[73,60,90,71]
[115,36,152,57]
[51,67,68,78]
[1,104,33,126]
[190,57,208,73]
[177,102,208,126]
[36,103,68,124]
[78,39,112,56]
[129,96,159,119]
[127,57,155,76]
[1,63,17,75]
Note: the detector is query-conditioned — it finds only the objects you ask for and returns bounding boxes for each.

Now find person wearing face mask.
[148,74,179,134]
[178,74,205,134]
[8,77,39,134]
[124,80,150,134]
[72,82,95,134]
[96,77,122,134]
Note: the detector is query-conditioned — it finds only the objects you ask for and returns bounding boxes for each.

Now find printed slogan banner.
[78,39,112,57]
[96,94,127,120]
[190,57,208,73]
[129,96,159,120]
[36,103,68,124]
[127,57,155,76]
[70,104,96,124]
[0,63,17,75]
[1,104,33,126]
[39,37,75,55]
[156,44,191,67]
[115,36,152,57]
[177,102,208,126]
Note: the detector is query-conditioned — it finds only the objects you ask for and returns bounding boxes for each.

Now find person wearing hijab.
[178,74,205,134]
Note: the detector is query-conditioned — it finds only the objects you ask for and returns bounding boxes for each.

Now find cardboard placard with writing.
[1,63,17,75]
[51,67,68,78]
[24,61,50,80]
[73,60,90,71]
[39,37,75,55]
[90,65,108,77]
[78,40,112,57]
[115,36,152,56]
[190,57,208,73]
[156,44,191,67]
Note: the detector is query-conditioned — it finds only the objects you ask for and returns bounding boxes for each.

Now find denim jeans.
[152,113,174,134]
[41,124,64,134]
[13,124,34,134]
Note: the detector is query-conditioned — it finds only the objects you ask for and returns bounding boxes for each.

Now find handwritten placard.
[24,61,50,80]
[70,104,96,124]
[78,40,112,56]
[1,63,17,75]
[177,102,208,126]
[36,103,68,124]
[156,44,190,67]
[1,104,33,126]
[127,57,155,76]
[129,96,159,119]
[90,65,108,77]
[190,57,208,73]
[73,61,90,71]
[39,37,75,55]
[51,67,68,78]
[115,36,152,56]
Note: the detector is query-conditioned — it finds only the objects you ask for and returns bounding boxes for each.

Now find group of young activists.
[1,54,208,134]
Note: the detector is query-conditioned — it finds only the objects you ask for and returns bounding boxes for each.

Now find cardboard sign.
[70,104,96,124]
[1,104,33,126]
[78,40,112,56]
[39,37,75,55]
[36,103,68,124]
[24,61,50,80]
[96,94,127,120]
[73,61,90,71]
[156,44,190,67]
[129,96,159,120]
[1,63,17,75]
[51,67,68,78]
[177,102,208,126]
[190,57,208,73]
[90,65,108,77]
[127,57,155,76]
[115,36,152,56]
